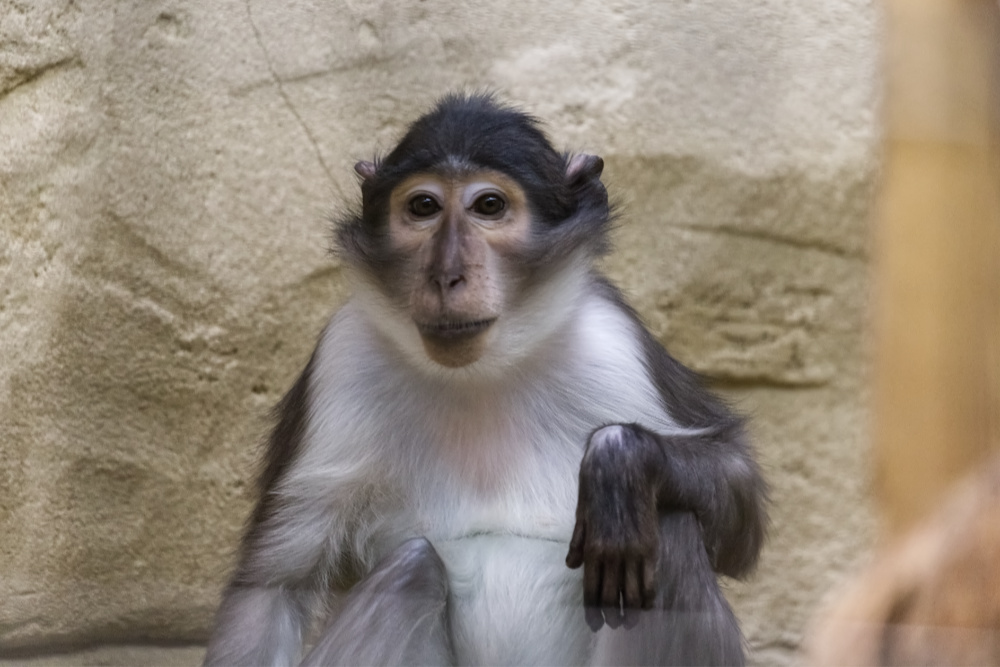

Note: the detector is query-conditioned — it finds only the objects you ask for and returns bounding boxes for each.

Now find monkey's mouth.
[417,318,496,341]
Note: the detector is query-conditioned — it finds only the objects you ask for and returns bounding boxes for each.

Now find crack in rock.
[243,0,336,187]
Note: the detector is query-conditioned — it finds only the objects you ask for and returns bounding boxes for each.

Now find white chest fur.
[299,292,677,540]
[269,290,680,661]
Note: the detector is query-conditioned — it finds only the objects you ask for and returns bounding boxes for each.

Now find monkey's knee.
[387,536,445,571]
[362,537,449,603]
[304,538,452,667]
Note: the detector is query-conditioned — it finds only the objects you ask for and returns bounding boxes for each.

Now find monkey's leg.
[590,511,744,667]
[301,537,454,667]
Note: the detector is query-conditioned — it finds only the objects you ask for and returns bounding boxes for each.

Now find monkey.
[204,93,767,667]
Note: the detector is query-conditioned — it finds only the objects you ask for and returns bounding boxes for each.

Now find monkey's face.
[384,170,533,368]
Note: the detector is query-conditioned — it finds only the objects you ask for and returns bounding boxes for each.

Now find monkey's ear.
[354,161,377,182]
[565,154,604,185]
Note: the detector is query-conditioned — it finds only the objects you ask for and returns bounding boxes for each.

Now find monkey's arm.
[638,340,768,578]
[566,420,766,627]
[205,356,352,667]
[205,514,341,667]
[567,293,767,574]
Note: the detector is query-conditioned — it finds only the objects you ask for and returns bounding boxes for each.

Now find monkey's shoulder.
[587,277,742,430]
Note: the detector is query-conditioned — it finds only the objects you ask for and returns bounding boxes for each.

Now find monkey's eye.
[472,194,506,217]
[408,195,441,218]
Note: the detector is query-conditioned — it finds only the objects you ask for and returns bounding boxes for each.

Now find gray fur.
[301,538,453,666]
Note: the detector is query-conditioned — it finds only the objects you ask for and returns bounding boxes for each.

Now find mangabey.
[204,94,767,667]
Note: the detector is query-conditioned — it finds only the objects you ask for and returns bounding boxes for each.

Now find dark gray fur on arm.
[599,277,768,578]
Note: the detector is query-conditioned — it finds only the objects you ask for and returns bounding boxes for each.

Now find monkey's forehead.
[379,154,499,181]
[388,169,528,202]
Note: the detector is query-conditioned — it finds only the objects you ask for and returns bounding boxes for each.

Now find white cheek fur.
[348,254,595,380]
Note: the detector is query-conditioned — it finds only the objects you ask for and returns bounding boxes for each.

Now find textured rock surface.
[0,0,879,664]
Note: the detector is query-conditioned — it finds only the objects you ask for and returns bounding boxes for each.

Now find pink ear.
[565,154,604,183]
[354,161,377,181]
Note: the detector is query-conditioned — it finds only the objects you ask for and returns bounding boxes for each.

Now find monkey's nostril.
[432,273,465,292]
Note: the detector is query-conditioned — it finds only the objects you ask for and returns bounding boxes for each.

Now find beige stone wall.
[0,1,879,664]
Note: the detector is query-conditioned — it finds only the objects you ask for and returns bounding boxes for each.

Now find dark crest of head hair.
[339,92,612,266]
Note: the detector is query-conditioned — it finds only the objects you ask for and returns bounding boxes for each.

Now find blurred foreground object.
[805,455,1000,665]
[874,0,1000,536]
[805,0,1000,664]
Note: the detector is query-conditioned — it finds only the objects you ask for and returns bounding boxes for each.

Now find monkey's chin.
[417,321,495,368]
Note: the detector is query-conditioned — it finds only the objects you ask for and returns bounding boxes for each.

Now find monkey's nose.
[431,273,466,293]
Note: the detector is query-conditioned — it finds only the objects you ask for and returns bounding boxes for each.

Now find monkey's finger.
[641,558,657,608]
[604,604,623,630]
[566,522,586,569]
[583,557,603,609]
[585,605,605,633]
[621,560,641,628]
[600,557,621,611]
[622,605,639,630]
[601,559,624,630]
[584,560,607,632]
[622,560,641,608]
